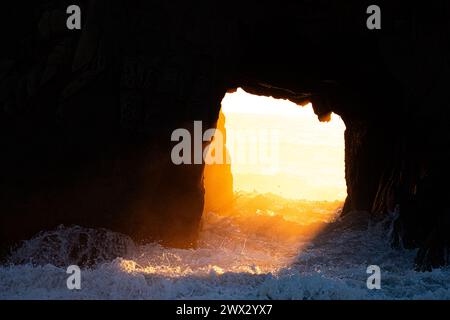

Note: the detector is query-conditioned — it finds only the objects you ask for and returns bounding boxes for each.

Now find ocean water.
[1,193,450,300]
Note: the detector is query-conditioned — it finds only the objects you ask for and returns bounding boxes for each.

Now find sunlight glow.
[200,89,346,264]
[221,88,346,201]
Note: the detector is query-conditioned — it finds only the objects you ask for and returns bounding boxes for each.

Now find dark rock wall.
[1,0,450,269]
[0,0,235,251]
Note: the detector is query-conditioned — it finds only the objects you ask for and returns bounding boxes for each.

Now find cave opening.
[204,88,346,207]
[201,88,347,255]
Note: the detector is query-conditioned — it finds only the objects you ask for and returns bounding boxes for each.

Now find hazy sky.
[221,88,347,201]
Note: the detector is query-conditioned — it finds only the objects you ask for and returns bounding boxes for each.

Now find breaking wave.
[1,193,450,300]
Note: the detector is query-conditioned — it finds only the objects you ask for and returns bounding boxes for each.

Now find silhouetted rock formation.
[1,0,450,270]
[203,110,234,213]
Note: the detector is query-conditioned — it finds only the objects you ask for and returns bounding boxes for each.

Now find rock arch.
[1,0,450,269]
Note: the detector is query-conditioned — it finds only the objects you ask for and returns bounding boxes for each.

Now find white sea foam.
[1,193,450,300]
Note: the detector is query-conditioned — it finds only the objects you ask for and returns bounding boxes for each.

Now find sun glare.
[221,88,346,201]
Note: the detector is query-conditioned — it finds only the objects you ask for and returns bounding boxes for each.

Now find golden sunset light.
[220,88,347,201]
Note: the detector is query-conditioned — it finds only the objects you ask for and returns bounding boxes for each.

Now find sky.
[221,88,347,201]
